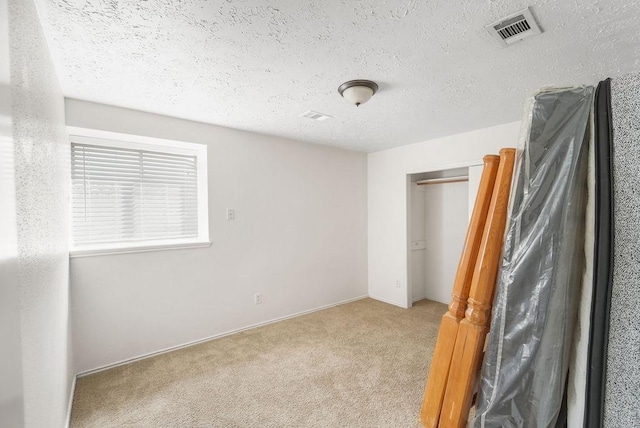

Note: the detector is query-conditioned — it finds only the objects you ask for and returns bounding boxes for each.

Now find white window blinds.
[71,143,199,246]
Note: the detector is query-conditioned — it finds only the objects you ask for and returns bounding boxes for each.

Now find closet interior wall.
[410,169,469,304]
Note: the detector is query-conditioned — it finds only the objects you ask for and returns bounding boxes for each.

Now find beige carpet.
[71,298,445,427]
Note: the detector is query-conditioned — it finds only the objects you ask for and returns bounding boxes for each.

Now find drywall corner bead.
[604,71,640,428]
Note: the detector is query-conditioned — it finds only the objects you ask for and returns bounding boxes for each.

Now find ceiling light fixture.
[338,80,378,107]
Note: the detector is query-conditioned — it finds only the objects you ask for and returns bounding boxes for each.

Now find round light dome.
[338,80,378,107]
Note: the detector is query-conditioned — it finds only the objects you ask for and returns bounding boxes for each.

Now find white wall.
[368,121,521,308]
[8,0,73,426]
[422,181,468,304]
[468,165,483,219]
[66,100,368,374]
[0,0,24,425]
[410,185,426,302]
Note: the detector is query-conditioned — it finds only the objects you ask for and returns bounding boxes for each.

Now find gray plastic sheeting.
[472,86,593,428]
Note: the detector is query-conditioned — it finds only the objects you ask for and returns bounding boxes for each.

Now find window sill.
[69,240,212,258]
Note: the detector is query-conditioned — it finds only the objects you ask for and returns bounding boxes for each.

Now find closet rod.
[416,176,469,186]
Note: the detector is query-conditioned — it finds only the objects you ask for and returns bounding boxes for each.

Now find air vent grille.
[486,7,542,47]
[301,110,332,121]
[495,15,530,40]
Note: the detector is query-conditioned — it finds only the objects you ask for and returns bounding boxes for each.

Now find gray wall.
[606,71,640,427]
[8,0,73,425]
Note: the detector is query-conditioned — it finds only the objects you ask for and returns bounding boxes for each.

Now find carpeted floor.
[70,298,445,427]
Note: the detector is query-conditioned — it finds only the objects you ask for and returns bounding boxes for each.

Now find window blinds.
[71,143,199,246]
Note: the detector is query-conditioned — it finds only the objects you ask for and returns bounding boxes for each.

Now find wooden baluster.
[439,148,516,428]
[419,155,501,427]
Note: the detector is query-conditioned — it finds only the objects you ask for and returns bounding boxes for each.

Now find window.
[69,128,209,256]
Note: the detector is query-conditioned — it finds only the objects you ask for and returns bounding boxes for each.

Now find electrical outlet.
[226,208,235,220]
[254,293,262,305]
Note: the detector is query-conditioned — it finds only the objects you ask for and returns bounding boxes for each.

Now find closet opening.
[407,166,478,307]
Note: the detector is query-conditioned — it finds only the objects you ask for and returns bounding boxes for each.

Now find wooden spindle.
[419,155,500,427]
[438,148,516,428]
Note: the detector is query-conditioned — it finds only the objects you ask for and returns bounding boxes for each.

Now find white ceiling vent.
[301,110,332,121]
[486,7,542,47]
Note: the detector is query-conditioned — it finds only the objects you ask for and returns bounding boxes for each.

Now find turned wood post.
[439,148,516,428]
[419,154,500,427]
[447,155,501,321]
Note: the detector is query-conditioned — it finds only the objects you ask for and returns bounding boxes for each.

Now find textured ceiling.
[36,0,640,152]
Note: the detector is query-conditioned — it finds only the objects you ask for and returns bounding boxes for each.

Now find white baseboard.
[423,294,449,305]
[65,374,76,427]
[77,294,369,377]
[368,294,407,308]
